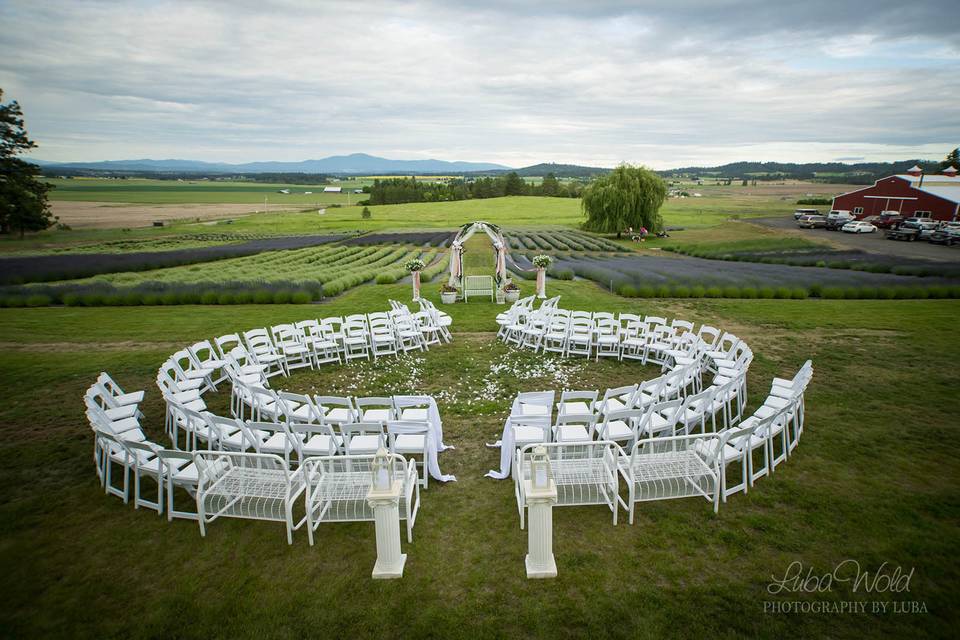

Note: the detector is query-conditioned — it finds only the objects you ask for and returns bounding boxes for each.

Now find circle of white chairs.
[493,295,812,526]
[86,298,455,544]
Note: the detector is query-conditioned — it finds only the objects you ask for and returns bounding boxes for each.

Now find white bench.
[463,275,494,302]
[618,433,726,523]
[514,441,623,527]
[193,451,306,544]
[301,453,420,544]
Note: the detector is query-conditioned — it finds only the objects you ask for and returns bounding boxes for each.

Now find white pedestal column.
[366,480,407,579]
[524,480,558,579]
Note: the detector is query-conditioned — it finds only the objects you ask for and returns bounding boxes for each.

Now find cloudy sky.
[1,0,957,169]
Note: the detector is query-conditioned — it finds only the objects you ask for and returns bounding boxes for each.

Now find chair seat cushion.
[554,425,591,442]
[400,408,428,421]
[361,408,392,422]
[393,434,426,451]
[512,425,546,444]
[347,434,382,453]
[323,408,353,423]
[303,434,341,455]
[603,420,634,440]
[560,401,592,415]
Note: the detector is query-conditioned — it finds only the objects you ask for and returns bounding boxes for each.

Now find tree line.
[362,172,582,205]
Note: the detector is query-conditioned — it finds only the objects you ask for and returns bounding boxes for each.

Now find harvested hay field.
[51,201,297,229]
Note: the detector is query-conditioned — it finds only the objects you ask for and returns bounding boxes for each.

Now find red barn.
[832,165,960,221]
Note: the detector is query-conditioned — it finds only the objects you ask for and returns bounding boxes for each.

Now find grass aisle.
[0,291,957,638]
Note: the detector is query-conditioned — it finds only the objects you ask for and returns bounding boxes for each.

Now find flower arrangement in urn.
[405,259,426,300]
[503,281,520,303]
[532,255,553,268]
[404,259,425,272]
[440,283,458,304]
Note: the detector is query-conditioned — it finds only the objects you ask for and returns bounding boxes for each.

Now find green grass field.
[0,281,957,638]
[1,183,955,638]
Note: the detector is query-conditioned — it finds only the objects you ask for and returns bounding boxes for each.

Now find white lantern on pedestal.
[367,448,406,579]
[524,444,558,579]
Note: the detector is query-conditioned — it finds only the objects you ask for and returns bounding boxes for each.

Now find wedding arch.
[447,221,509,288]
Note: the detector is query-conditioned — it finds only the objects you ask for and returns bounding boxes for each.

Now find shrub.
[740,287,758,299]
[705,286,723,298]
[656,284,672,298]
[233,290,253,304]
[323,282,344,297]
[792,288,809,299]
[25,294,51,307]
[253,290,273,304]
[926,285,949,299]
[217,292,235,305]
[121,292,142,306]
[758,287,775,299]
[549,268,574,280]
[773,287,792,299]
[82,293,105,306]
[722,286,741,298]
[617,283,638,297]
[815,261,827,268]
[821,287,844,299]
[160,291,179,305]
[141,293,160,305]
[200,291,219,304]
[273,290,292,304]
[3,295,26,307]
[689,285,706,298]
[376,273,397,284]
[671,285,691,298]
[63,292,83,307]
[808,283,823,297]
[634,285,654,298]
[291,291,312,304]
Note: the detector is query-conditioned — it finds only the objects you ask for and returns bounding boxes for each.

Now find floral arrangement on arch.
[404,259,426,272]
[532,255,552,268]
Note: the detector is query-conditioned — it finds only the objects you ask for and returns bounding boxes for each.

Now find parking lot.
[750,216,960,263]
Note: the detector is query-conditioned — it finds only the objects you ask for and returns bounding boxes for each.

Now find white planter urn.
[440,291,457,304]
[504,290,520,303]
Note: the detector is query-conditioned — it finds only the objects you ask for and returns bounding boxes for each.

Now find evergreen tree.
[0,89,55,237]
[940,148,959,170]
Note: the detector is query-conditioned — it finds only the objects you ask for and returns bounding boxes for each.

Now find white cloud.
[0,0,957,168]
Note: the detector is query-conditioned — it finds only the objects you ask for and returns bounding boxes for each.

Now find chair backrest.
[600,408,645,439]
[355,396,395,418]
[340,422,386,447]
[214,334,243,359]
[640,398,685,437]
[278,391,323,423]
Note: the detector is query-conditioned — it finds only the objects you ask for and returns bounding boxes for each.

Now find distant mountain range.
[33,154,947,184]
[33,153,511,174]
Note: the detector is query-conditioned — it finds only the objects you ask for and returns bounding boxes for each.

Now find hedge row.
[614,282,960,300]
[0,280,323,307]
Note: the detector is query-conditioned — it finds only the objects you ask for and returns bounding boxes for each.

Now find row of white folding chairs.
[512,360,811,522]
[166,398,433,487]
[505,372,745,466]
[90,375,434,525]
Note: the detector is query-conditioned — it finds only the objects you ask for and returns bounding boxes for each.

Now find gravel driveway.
[749,216,960,263]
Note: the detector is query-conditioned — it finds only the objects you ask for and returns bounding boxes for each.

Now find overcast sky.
[1,0,958,169]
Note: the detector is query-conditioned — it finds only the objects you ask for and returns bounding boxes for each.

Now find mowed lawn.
[0,277,957,638]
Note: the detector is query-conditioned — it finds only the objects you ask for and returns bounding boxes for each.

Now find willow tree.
[581,164,667,237]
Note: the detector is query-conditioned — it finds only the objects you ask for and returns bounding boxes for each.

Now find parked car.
[797,214,826,229]
[825,210,855,230]
[793,208,821,220]
[842,221,877,234]
[885,221,937,241]
[928,227,960,246]
[873,212,904,229]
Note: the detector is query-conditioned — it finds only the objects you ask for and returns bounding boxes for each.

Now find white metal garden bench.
[301,453,420,545]
[618,433,726,523]
[193,451,306,544]
[463,275,494,302]
[514,441,623,528]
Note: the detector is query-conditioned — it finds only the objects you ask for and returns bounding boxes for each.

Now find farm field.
[0,283,957,638]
